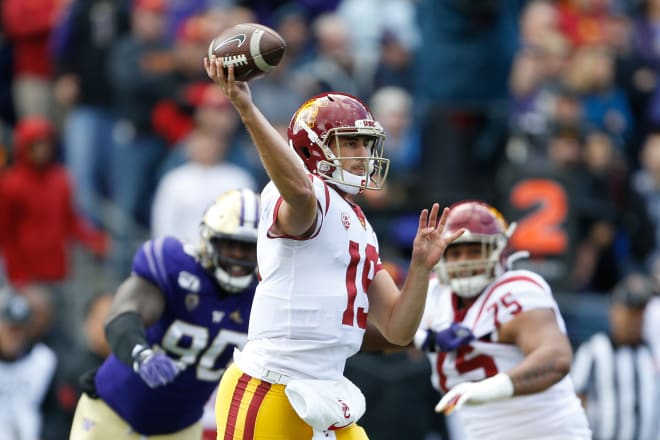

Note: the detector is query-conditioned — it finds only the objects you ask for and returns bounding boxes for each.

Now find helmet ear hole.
[301,147,311,158]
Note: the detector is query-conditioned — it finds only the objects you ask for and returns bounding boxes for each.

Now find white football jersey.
[237,176,382,380]
[421,270,591,439]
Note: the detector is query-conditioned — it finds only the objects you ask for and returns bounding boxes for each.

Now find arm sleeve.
[105,311,148,367]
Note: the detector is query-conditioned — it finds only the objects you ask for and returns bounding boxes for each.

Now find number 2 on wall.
[342,240,378,329]
[510,178,568,255]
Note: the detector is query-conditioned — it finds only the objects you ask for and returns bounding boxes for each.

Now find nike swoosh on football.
[214,34,247,52]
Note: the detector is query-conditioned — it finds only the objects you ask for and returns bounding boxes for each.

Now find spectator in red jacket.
[0,116,107,286]
[1,0,65,118]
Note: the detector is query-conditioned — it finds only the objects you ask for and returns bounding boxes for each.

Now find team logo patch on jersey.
[212,311,225,323]
[178,271,201,292]
[230,309,244,325]
[185,293,200,311]
[341,211,351,230]
[82,417,96,432]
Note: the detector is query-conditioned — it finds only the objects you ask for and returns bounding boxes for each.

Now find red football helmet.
[287,92,389,194]
[434,200,514,298]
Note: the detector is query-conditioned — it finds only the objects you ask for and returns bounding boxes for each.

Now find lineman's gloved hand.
[132,345,183,388]
[435,373,514,415]
[415,323,475,352]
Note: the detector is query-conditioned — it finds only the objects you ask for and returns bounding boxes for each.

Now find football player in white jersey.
[413,200,592,439]
[204,57,463,439]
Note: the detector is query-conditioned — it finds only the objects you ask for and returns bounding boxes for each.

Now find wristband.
[477,373,514,402]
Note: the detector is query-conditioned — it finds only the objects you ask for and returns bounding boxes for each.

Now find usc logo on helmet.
[293,97,329,129]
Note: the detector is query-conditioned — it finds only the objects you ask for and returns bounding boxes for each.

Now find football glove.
[435,373,514,415]
[132,345,183,388]
[417,323,475,352]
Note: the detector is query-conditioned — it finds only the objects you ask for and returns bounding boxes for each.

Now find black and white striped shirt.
[572,333,659,440]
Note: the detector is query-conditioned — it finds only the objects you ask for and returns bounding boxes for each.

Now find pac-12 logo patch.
[341,211,351,230]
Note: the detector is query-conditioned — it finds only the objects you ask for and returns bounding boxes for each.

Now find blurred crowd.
[1,0,660,438]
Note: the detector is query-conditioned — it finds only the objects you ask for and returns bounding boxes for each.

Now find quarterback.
[69,188,260,439]
[416,200,591,439]
[204,56,463,439]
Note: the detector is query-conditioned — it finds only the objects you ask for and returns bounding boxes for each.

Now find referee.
[571,273,659,440]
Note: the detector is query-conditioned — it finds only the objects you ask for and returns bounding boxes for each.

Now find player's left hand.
[411,204,465,271]
[132,345,184,388]
[422,323,475,352]
[435,373,514,415]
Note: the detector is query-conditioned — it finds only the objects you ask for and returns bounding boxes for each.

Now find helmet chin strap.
[328,168,365,194]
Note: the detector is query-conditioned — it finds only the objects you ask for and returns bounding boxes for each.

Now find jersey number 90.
[161,321,247,381]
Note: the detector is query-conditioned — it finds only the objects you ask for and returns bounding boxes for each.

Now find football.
[208,23,286,82]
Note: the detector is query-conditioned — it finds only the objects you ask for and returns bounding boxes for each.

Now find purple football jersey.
[95,237,255,435]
